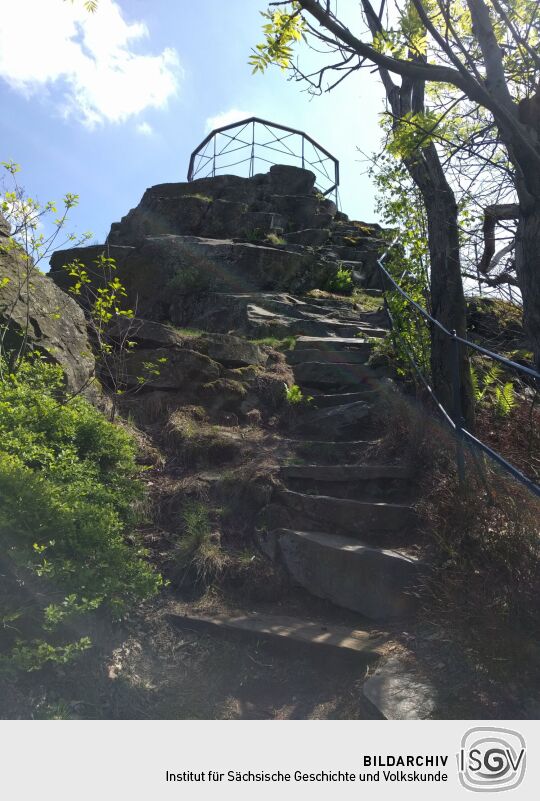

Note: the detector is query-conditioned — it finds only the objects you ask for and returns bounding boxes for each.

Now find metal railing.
[187,117,339,202]
[376,248,540,499]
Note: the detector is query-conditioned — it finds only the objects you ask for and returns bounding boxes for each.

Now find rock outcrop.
[49,165,388,327]
[46,166,422,625]
[0,213,95,395]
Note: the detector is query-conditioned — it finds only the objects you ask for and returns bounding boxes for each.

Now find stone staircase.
[170,290,422,697]
[254,294,422,621]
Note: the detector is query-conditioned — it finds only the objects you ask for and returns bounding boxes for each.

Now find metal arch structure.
[187,117,339,202]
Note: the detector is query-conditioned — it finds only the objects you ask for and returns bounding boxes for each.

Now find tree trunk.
[408,146,475,428]
[515,201,540,369]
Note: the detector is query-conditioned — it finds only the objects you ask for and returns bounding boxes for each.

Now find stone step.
[286,347,372,365]
[295,336,374,350]
[301,296,360,308]
[246,305,386,339]
[167,610,386,659]
[279,464,411,501]
[276,489,415,538]
[293,361,387,389]
[310,390,380,408]
[292,400,375,440]
[280,464,410,482]
[286,439,380,465]
[259,528,420,619]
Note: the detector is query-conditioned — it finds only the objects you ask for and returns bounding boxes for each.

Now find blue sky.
[0,0,386,248]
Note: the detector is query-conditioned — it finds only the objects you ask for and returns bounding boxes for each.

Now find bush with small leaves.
[0,355,163,673]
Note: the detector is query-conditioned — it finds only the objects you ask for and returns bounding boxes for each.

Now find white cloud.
[205,109,253,132]
[0,0,181,128]
[136,121,154,136]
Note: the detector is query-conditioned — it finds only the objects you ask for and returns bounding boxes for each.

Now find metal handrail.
[376,248,540,499]
[187,117,340,201]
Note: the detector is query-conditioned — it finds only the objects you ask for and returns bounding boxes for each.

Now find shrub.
[322,265,353,294]
[284,383,312,405]
[0,355,162,672]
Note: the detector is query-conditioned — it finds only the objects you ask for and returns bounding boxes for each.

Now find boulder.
[203,199,248,238]
[109,318,185,348]
[190,333,265,368]
[105,167,326,245]
[0,241,95,395]
[271,194,330,229]
[109,320,264,368]
[268,164,316,195]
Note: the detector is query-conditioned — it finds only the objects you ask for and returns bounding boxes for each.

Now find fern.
[494,382,516,417]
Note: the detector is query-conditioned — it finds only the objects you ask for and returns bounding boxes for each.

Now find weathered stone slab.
[295,336,374,350]
[168,609,386,658]
[279,464,410,482]
[276,489,415,536]
[293,399,374,439]
[286,346,371,365]
[309,390,379,408]
[260,528,420,619]
[292,360,386,389]
[363,656,437,719]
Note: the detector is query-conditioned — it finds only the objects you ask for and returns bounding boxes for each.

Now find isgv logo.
[458,727,526,792]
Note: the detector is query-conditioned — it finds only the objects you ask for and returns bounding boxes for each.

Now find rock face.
[0,218,95,395]
[49,166,389,321]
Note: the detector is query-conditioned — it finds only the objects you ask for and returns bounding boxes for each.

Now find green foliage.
[470,362,516,418]
[371,154,431,380]
[172,501,226,584]
[65,0,99,11]
[387,110,444,159]
[249,335,297,351]
[66,253,134,327]
[182,193,213,203]
[250,3,305,73]
[0,355,162,673]
[351,289,384,312]
[0,161,91,372]
[63,253,165,412]
[1,161,90,265]
[284,383,312,405]
[265,232,286,246]
[322,265,353,294]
